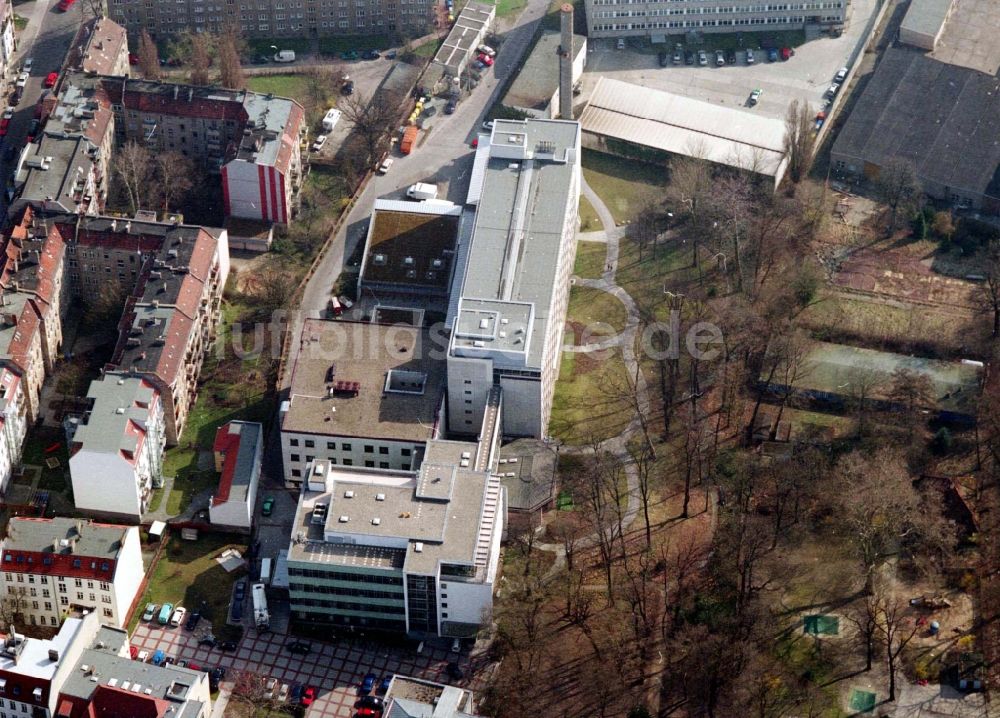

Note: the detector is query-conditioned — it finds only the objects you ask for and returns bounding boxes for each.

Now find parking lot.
[579,0,878,120]
[132,622,471,717]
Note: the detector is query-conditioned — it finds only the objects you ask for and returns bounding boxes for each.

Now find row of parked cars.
[659,44,792,68]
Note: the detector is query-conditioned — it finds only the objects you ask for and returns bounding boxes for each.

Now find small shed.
[148,521,166,541]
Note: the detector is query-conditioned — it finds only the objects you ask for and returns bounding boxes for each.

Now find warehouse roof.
[832,47,1000,197]
[579,77,787,181]
[502,31,587,114]
[901,0,953,39]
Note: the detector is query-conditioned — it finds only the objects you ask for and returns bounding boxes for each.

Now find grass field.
[246,74,314,100]
[574,241,607,279]
[550,350,632,445]
[130,532,247,639]
[582,151,667,225]
[616,236,696,321]
[567,285,628,333]
[21,428,70,496]
[578,195,601,231]
[491,0,528,17]
[412,38,442,58]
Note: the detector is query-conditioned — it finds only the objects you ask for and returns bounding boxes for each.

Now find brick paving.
[131,623,469,717]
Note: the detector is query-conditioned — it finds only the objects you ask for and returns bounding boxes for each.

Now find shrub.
[930,427,953,455]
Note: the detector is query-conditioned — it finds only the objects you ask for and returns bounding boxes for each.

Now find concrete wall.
[280,429,423,487]
[446,353,493,436]
[223,162,289,224]
[111,527,144,626]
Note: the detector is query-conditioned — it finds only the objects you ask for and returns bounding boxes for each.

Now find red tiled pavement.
[131,623,470,717]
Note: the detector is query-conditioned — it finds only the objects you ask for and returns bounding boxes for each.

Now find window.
[379,461,389,469]
[87,581,94,589]
[76,593,83,600]
[41,590,49,598]
[100,582,109,591]
[60,597,68,606]
[306,455,314,463]
[343,459,353,466]
[364,460,375,468]
[291,469,302,478]
[103,608,113,618]
[74,579,82,587]
[102,595,112,604]
[402,448,411,457]
[305,439,315,448]
[364,445,374,453]
[44,602,51,611]
[291,454,300,462]
[327,442,336,450]
[88,593,95,602]
[289,438,299,447]
[342,443,352,451]
[378,447,388,455]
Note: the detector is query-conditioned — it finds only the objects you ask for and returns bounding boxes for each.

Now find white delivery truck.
[273,50,296,63]
[406,182,438,201]
[322,108,342,133]
[251,583,270,631]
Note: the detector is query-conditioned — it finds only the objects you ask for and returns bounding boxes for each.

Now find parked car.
[10,88,21,106]
[362,49,381,60]
[656,51,668,67]
[234,581,246,601]
[616,38,625,50]
[26,118,38,142]
[749,88,762,106]
[278,684,290,702]
[825,83,840,98]
[341,50,359,61]
[781,47,792,60]
[726,48,737,65]
[768,48,779,62]
[481,120,494,131]
[219,640,238,652]
[356,709,380,717]
[377,157,393,174]
[446,662,464,680]
[15,73,28,89]
[141,603,156,622]
[187,662,202,672]
[745,48,755,64]
[261,496,274,516]
[208,667,224,691]
[273,50,296,63]
[286,641,312,655]
[478,53,494,67]
[444,101,456,115]
[358,696,385,710]
[697,50,708,66]
[157,603,174,625]
[360,673,377,694]
[22,58,32,72]
[379,675,392,693]
[672,47,683,64]
[311,135,328,152]
[302,687,316,706]
[198,635,217,647]
[129,645,138,659]
[291,684,304,703]
[151,650,165,666]
[685,51,695,66]
[835,66,848,82]
[184,611,201,631]
[265,678,278,696]
[230,601,243,622]
[137,650,149,662]
[44,72,57,88]
[715,50,725,66]
[169,607,187,627]
[58,0,76,10]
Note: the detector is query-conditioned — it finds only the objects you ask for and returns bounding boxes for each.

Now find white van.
[273,50,296,63]
[406,182,438,201]
[322,108,342,133]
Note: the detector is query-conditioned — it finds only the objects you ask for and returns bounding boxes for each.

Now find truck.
[322,108,342,133]
[251,583,270,631]
[400,125,419,155]
[406,182,438,201]
[273,50,296,63]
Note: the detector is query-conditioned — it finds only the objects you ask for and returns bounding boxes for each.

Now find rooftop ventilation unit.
[414,542,424,552]
[372,518,381,526]
[338,515,349,523]
[376,493,386,501]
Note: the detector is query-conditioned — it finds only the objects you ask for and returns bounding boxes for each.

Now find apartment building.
[447,119,581,439]
[65,17,130,77]
[585,0,847,39]
[279,319,446,488]
[0,1,14,100]
[209,420,263,530]
[0,518,144,629]
[0,612,211,718]
[11,73,305,226]
[287,443,504,638]
[109,0,436,41]
[67,375,165,522]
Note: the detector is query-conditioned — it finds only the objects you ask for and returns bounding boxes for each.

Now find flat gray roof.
[503,31,587,113]
[72,375,157,460]
[831,47,1000,199]
[497,439,557,512]
[901,0,954,38]
[455,119,580,369]
[287,453,493,576]
[5,518,129,561]
[284,320,446,441]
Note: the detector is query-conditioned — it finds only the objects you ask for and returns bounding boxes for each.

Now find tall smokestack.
[559,3,574,120]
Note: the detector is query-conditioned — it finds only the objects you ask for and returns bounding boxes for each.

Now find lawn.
[582,150,667,225]
[412,38,442,58]
[566,285,628,334]
[574,241,606,279]
[492,0,528,17]
[246,74,314,101]
[578,195,600,231]
[161,300,275,516]
[550,350,633,445]
[130,532,247,640]
[615,235,697,321]
[13,14,26,31]
[20,428,70,495]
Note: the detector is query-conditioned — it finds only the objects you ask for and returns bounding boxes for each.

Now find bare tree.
[228,669,274,709]
[878,594,920,701]
[188,32,211,86]
[0,586,29,626]
[628,442,656,548]
[112,141,155,215]
[137,30,161,80]
[77,0,106,20]
[783,99,815,184]
[874,158,922,237]
[845,587,882,671]
[977,242,1000,338]
[155,151,194,213]
[886,367,935,439]
[340,91,402,168]
[844,362,883,438]
[217,34,245,89]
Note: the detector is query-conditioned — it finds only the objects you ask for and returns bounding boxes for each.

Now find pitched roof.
[211,421,262,507]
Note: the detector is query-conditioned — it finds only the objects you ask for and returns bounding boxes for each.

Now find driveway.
[131,623,470,718]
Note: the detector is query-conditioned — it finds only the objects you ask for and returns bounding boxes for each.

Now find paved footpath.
[132,623,467,717]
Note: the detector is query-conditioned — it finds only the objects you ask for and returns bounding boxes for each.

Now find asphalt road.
[1,0,79,206]
[284,0,555,388]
